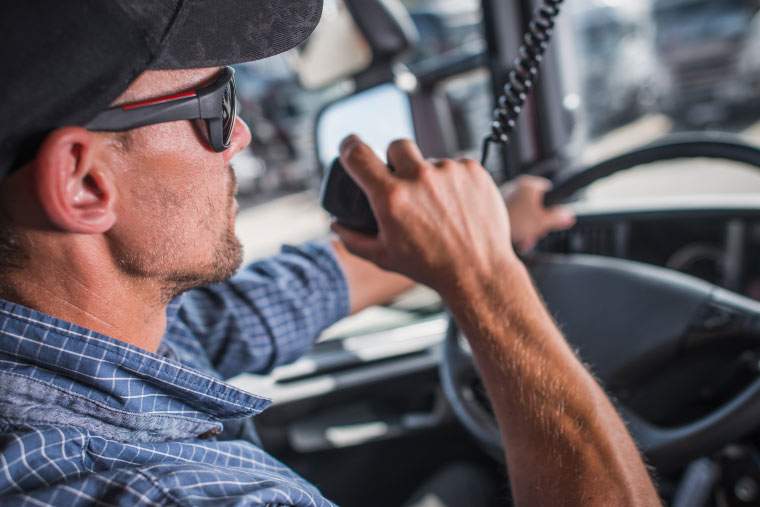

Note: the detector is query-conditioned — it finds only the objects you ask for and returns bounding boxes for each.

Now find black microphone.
[320,158,379,235]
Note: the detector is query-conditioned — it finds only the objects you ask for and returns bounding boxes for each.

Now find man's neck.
[0,249,168,353]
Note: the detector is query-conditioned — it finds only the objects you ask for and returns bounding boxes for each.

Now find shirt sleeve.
[177,240,350,378]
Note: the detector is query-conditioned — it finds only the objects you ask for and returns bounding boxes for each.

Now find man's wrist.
[439,251,526,309]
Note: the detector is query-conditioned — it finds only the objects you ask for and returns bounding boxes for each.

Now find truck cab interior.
[227,0,760,505]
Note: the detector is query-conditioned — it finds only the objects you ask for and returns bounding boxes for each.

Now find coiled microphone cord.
[481,0,565,167]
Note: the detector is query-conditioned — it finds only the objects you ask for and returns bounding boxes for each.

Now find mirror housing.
[315,82,416,169]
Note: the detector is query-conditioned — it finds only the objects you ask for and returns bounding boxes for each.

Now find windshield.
[654,0,752,43]
[565,0,760,202]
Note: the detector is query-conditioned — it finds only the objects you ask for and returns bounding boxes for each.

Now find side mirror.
[315,82,416,169]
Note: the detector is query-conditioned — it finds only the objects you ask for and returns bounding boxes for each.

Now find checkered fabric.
[0,241,349,506]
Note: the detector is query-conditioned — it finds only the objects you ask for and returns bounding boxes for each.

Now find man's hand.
[332,136,515,299]
[504,176,575,252]
[330,155,575,313]
[332,135,660,506]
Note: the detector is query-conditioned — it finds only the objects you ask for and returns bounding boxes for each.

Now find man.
[0,1,660,506]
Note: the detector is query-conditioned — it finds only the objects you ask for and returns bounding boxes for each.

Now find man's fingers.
[386,138,425,176]
[546,206,576,230]
[503,175,552,205]
[331,223,386,266]
[339,135,393,197]
[517,175,552,195]
[517,206,573,253]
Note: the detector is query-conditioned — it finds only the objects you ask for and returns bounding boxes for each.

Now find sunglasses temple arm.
[85,98,201,132]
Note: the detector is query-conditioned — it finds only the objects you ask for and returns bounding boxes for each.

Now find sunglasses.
[87,66,238,152]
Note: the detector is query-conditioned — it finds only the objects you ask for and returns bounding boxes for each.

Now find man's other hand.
[503,175,575,253]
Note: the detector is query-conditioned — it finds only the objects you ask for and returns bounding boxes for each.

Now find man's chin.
[204,232,244,283]
[161,234,243,302]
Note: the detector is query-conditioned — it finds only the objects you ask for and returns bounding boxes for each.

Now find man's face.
[105,67,251,301]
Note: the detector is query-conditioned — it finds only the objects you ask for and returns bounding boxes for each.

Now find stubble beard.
[158,167,243,302]
[116,166,244,304]
[157,223,242,303]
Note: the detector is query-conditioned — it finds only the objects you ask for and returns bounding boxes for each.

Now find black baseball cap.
[0,0,323,176]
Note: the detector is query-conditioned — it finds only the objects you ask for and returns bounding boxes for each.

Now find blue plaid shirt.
[0,242,349,506]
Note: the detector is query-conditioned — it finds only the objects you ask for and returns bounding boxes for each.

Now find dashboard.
[228,198,760,450]
[231,196,760,438]
[541,196,760,300]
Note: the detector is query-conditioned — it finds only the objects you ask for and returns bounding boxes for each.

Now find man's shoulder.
[0,424,334,506]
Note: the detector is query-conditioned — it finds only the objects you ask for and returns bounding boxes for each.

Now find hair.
[0,207,28,272]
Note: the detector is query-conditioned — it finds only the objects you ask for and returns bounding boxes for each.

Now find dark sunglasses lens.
[222,79,236,147]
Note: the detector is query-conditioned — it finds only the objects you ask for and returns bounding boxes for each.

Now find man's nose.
[224,117,252,162]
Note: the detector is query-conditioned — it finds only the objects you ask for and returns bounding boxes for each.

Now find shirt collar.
[0,298,270,440]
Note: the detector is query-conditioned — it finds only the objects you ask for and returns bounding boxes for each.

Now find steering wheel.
[439,132,760,472]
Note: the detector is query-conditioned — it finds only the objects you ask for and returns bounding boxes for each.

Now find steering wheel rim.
[544,131,760,206]
[439,133,760,472]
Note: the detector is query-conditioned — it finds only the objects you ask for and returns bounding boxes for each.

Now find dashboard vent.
[540,222,625,257]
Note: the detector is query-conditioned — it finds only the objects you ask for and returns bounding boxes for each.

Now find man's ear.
[32,127,117,234]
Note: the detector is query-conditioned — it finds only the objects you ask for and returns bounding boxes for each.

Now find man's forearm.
[446,258,660,506]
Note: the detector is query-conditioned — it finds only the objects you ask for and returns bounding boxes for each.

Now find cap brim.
[150,0,323,69]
